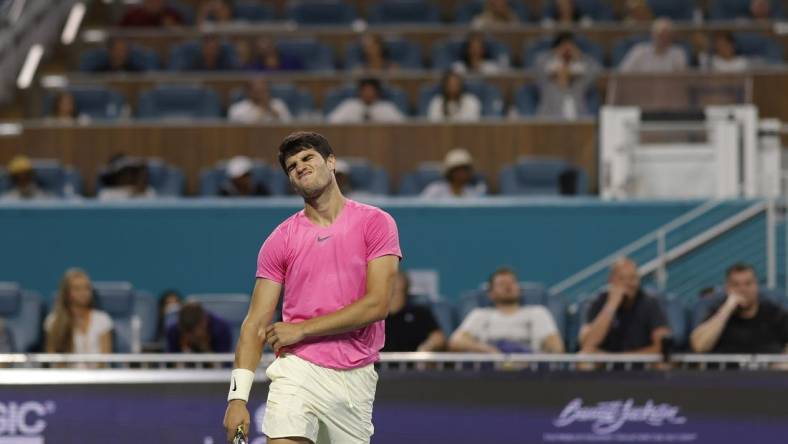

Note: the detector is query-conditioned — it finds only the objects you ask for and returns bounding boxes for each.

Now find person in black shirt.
[691,263,788,354]
[580,257,671,353]
[382,271,446,352]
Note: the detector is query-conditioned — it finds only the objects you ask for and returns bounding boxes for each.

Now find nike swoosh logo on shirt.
[317,235,332,242]
[232,377,237,391]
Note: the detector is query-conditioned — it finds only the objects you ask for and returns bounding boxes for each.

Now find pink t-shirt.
[256,199,402,370]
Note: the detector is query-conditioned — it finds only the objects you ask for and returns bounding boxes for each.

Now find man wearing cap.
[1,155,52,200]
[219,156,270,197]
[97,154,157,201]
[420,148,487,198]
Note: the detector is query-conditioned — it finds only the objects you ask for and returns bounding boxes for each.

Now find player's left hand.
[265,322,306,354]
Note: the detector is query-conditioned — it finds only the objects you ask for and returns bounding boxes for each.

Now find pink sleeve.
[256,227,287,283]
[365,210,402,262]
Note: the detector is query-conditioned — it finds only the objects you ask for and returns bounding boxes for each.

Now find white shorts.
[262,354,378,444]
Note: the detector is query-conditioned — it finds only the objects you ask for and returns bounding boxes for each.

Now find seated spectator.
[698,32,750,72]
[453,32,507,74]
[534,32,601,119]
[472,0,520,28]
[449,267,564,353]
[228,79,292,123]
[97,154,158,201]
[156,289,182,343]
[619,18,687,73]
[327,78,405,123]
[0,318,14,353]
[166,301,232,353]
[219,155,270,197]
[248,38,304,72]
[45,269,113,365]
[579,258,671,353]
[622,0,654,24]
[690,263,788,354]
[120,0,184,27]
[420,148,487,198]
[749,0,773,20]
[194,35,236,71]
[543,0,584,26]
[197,0,232,25]
[383,271,447,352]
[427,71,482,122]
[1,155,52,200]
[94,38,146,72]
[357,33,398,72]
[49,91,79,123]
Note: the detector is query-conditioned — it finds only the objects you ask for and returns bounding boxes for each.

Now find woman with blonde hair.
[45,269,113,361]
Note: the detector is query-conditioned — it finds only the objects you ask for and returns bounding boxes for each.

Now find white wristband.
[227,368,255,402]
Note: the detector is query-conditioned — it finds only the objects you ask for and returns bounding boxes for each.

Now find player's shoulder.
[346,199,395,222]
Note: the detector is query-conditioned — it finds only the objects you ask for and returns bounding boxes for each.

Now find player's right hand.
[223,400,250,443]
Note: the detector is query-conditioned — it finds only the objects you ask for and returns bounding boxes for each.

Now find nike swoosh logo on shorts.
[317,235,332,242]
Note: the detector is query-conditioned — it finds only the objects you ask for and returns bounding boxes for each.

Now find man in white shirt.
[449,267,565,353]
[327,78,405,123]
[228,79,292,123]
[619,18,687,73]
[420,148,486,198]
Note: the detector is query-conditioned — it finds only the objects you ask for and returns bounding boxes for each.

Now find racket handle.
[232,425,247,444]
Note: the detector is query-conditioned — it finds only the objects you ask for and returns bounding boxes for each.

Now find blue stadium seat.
[656,294,689,348]
[512,83,601,117]
[43,86,127,120]
[95,158,185,197]
[498,156,589,196]
[410,294,456,336]
[186,294,251,345]
[733,32,784,64]
[647,0,694,21]
[276,39,335,71]
[612,35,693,67]
[0,158,82,197]
[521,35,604,68]
[137,85,222,119]
[229,83,315,119]
[323,83,410,116]
[344,38,423,70]
[199,159,290,196]
[93,281,157,353]
[79,45,160,72]
[167,0,196,24]
[542,0,615,22]
[0,282,43,352]
[454,0,530,23]
[286,0,357,25]
[710,0,783,20]
[167,40,239,71]
[417,79,504,117]
[342,157,391,195]
[398,162,443,195]
[367,0,441,24]
[233,1,276,22]
[431,37,511,70]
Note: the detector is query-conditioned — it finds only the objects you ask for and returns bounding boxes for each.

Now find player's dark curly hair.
[277,131,335,173]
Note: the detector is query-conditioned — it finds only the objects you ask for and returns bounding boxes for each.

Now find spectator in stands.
[749,0,773,20]
[219,155,269,197]
[579,258,671,354]
[166,301,232,353]
[45,268,113,361]
[427,71,482,122]
[453,32,507,74]
[51,91,79,123]
[357,33,398,72]
[194,35,236,71]
[98,154,157,201]
[383,271,446,352]
[449,267,565,353]
[543,0,584,26]
[197,0,232,25]
[1,155,52,200]
[228,79,291,123]
[622,0,654,24]
[156,289,182,343]
[420,148,487,198]
[248,38,304,72]
[0,319,14,353]
[472,0,520,28]
[619,18,687,73]
[120,0,184,27]
[534,32,601,119]
[698,32,750,72]
[690,263,788,354]
[327,78,405,123]
[93,38,146,72]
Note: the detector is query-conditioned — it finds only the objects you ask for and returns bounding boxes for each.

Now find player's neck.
[304,186,346,227]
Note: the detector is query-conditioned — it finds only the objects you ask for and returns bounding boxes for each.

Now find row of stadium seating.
[0,156,589,197]
[78,32,785,72]
[117,0,785,26]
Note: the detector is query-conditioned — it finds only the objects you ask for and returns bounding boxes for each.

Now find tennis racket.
[232,425,247,444]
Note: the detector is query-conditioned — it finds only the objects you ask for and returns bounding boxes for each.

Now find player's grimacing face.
[285,149,335,197]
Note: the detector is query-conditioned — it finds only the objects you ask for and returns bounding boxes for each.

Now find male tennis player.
[223,131,401,444]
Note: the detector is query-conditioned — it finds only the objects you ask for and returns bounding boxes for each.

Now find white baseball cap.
[442,148,474,174]
[226,156,253,179]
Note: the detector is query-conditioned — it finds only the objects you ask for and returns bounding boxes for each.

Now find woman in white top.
[427,71,482,122]
[45,268,113,365]
[699,32,750,73]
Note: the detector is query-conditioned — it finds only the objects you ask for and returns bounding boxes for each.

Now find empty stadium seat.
[136,85,222,119]
[286,0,357,25]
[229,83,315,119]
[417,80,504,117]
[454,0,530,23]
[233,1,276,22]
[710,0,783,20]
[167,40,239,71]
[344,38,423,70]
[166,0,196,24]
[647,0,694,21]
[521,35,605,68]
[367,0,441,24]
[79,45,160,72]
[656,294,690,348]
[498,157,588,196]
[0,282,42,352]
[186,293,251,345]
[542,0,614,22]
[323,83,410,116]
[43,86,127,120]
[96,158,185,197]
[341,157,391,195]
[431,37,511,71]
[0,158,82,197]
[275,39,335,71]
[199,159,290,196]
[733,32,784,64]
[512,83,601,117]
[93,281,157,353]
